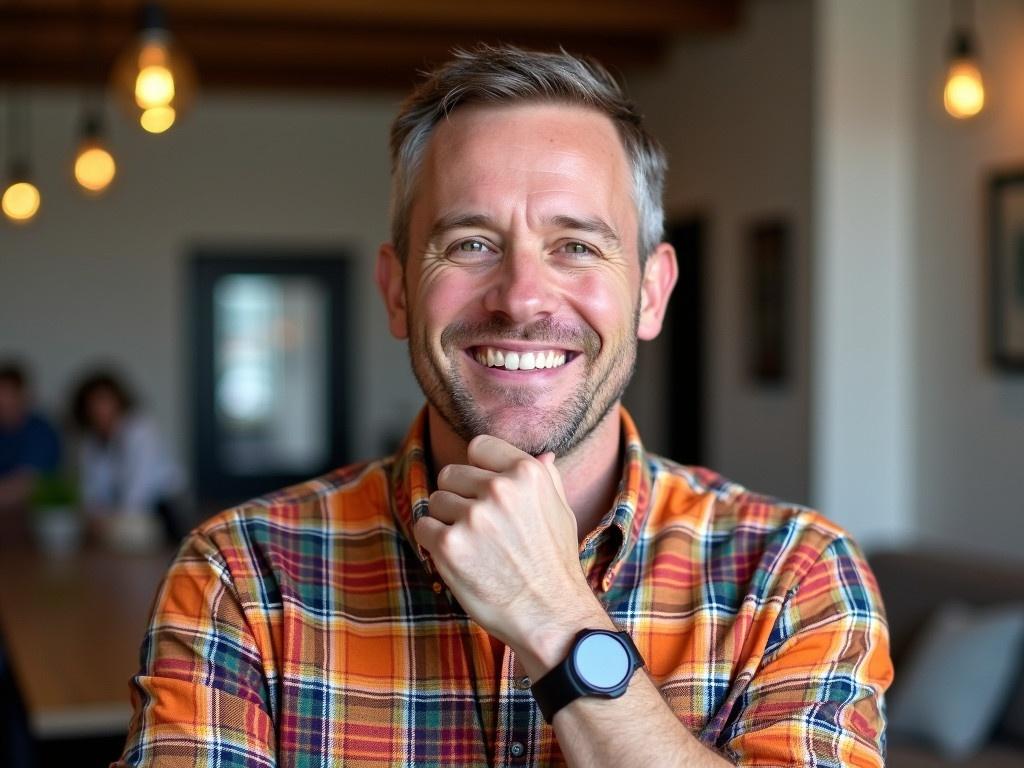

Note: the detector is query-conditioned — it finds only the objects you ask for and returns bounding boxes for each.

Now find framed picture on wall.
[988,170,1024,370]
[746,218,790,386]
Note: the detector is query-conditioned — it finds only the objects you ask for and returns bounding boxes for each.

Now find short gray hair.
[388,44,667,266]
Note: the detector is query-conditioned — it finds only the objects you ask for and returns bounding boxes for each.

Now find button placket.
[485,647,537,764]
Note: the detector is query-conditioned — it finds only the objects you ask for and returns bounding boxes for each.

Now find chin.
[484,420,560,457]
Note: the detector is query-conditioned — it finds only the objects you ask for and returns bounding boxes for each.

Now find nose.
[482,247,559,324]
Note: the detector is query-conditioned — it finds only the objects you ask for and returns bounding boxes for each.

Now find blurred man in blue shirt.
[0,362,60,543]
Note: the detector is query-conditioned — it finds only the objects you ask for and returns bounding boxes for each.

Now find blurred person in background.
[70,369,186,546]
[0,361,61,546]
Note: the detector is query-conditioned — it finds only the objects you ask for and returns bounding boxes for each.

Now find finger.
[538,453,570,507]
[466,433,530,472]
[436,463,496,498]
[413,514,446,554]
[427,489,472,524]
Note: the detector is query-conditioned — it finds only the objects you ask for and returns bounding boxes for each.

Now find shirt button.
[515,675,531,690]
[432,581,443,594]
[510,741,525,758]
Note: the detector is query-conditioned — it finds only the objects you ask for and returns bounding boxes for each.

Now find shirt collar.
[390,406,654,588]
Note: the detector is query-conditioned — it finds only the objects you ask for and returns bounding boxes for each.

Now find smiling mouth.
[468,345,576,371]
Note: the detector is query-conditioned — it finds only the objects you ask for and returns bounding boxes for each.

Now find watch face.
[573,632,630,691]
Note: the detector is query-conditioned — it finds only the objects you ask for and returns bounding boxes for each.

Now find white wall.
[811,0,917,549]
[908,0,1024,560]
[0,90,424,477]
[630,0,814,506]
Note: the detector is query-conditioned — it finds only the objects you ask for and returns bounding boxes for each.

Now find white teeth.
[472,346,569,370]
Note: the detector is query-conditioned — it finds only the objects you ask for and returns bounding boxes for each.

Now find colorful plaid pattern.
[115,408,892,767]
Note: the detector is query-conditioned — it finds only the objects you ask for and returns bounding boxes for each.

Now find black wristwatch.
[530,628,645,723]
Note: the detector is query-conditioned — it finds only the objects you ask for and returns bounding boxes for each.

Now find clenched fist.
[413,434,614,678]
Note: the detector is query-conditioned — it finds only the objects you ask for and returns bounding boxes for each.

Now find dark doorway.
[663,217,706,465]
[623,216,705,465]
[189,251,354,508]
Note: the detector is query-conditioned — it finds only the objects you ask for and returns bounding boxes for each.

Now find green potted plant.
[30,473,82,556]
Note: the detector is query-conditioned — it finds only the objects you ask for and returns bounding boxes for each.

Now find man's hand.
[413,434,612,677]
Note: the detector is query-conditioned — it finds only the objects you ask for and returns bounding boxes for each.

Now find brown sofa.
[869,548,1024,768]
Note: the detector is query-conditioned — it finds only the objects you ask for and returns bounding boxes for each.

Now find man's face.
[385,103,661,456]
[0,381,26,429]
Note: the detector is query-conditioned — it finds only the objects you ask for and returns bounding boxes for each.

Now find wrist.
[514,594,614,680]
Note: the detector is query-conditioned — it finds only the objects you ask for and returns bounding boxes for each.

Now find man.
[0,362,60,545]
[117,46,892,767]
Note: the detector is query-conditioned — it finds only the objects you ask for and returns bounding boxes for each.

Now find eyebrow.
[546,215,621,248]
[428,212,622,248]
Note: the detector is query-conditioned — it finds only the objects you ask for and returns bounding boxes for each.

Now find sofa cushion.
[887,742,1024,768]
[887,602,1024,760]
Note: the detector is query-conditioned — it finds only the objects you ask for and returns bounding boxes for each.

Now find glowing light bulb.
[944,58,985,118]
[140,106,176,133]
[74,145,117,193]
[112,4,196,134]
[2,181,41,223]
[135,64,175,108]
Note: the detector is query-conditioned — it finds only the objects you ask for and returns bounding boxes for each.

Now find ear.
[375,242,409,340]
[637,242,679,341]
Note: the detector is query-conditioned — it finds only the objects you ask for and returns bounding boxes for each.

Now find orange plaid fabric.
[115,407,893,766]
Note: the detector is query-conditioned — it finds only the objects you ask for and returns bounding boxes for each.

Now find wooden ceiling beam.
[0,1,740,92]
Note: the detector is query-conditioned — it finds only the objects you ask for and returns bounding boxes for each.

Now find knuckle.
[514,458,541,481]
[486,476,513,500]
[465,502,487,529]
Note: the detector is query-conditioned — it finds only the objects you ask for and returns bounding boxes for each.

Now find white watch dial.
[574,633,630,689]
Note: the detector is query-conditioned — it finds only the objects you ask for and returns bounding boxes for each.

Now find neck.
[426,403,624,542]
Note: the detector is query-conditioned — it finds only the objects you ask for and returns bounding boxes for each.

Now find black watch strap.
[530,629,644,724]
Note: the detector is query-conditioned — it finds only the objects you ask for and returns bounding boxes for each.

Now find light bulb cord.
[6,90,31,180]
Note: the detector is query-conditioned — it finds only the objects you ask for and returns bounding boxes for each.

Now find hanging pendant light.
[73,1,116,194]
[73,112,117,194]
[2,94,40,224]
[2,168,41,223]
[943,0,985,119]
[112,2,196,134]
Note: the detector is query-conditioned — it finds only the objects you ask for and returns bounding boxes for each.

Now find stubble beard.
[407,309,640,458]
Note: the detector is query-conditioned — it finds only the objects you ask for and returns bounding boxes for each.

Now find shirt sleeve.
[113,528,277,767]
[721,536,894,767]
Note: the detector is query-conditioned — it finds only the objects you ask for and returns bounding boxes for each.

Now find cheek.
[568,271,637,340]
[413,269,482,333]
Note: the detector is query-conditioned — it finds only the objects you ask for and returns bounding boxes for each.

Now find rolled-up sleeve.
[722,536,894,767]
[113,530,276,767]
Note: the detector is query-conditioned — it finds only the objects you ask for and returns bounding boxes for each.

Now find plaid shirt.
[116,408,892,767]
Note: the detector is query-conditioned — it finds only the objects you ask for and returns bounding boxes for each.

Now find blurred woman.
[70,370,185,545]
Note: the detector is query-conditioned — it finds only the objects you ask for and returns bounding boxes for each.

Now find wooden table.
[0,548,173,739]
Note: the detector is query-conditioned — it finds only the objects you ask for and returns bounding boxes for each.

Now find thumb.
[537,452,570,507]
